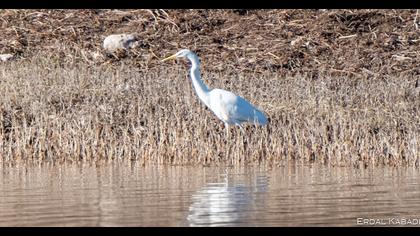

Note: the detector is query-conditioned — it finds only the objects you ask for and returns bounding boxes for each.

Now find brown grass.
[1,9,419,78]
[0,55,418,166]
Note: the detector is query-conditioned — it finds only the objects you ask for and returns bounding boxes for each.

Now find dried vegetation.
[1,9,419,77]
[0,9,419,166]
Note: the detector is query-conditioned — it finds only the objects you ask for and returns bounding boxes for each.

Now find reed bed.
[0,56,418,166]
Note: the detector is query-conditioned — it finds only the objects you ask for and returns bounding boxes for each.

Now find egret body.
[162,49,268,134]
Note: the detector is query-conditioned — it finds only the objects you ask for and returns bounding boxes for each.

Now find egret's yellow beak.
[161,54,177,62]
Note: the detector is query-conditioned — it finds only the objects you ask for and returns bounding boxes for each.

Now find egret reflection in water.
[187,171,269,226]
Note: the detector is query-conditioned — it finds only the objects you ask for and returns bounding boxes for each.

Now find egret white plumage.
[161,49,268,134]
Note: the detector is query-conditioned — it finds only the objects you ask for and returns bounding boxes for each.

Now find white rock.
[103,34,138,53]
[0,54,14,62]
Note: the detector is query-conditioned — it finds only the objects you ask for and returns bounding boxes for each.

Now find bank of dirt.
[1,9,419,78]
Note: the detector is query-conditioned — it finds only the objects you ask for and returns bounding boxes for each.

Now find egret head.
[161,49,195,62]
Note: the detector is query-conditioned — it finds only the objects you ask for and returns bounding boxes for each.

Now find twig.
[149,48,160,60]
[414,9,419,30]
[267,52,280,59]
[80,50,92,64]
[338,34,357,40]
[392,55,412,62]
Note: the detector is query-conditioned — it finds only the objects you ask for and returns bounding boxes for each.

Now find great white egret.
[161,49,268,135]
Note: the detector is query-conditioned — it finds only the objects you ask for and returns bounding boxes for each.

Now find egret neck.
[187,53,210,107]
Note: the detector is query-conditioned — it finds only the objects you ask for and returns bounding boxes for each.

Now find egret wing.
[211,89,267,125]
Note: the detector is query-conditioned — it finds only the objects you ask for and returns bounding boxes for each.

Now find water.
[1,161,420,226]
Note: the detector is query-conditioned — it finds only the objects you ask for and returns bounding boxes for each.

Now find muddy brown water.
[1,161,419,226]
